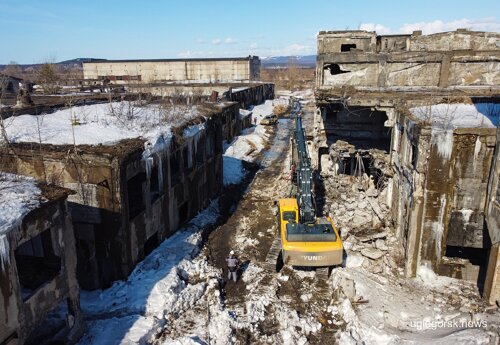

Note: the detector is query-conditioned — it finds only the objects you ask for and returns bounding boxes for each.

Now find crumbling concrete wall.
[0,104,237,289]
[0,191,83,344]
[83,57,261,84]
[316,30,500,90]
[128,82,274,101]
[389,111,497,279]
[484,125,500,304]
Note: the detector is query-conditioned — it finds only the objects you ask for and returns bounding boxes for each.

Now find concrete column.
[484,243,500,305]
[438,54,451,87]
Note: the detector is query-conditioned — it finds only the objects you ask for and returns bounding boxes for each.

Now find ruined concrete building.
[83,56,261,84]
[314,29,500,304]
[0,175,83,344]
[0,85,273,290]
[0,103,232,290]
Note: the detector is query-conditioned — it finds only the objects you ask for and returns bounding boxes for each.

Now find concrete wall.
[83,57,261,84]
[389,111,497,279]
[484,125,500,304]
[316,30,500,90]
[0,194,83,344]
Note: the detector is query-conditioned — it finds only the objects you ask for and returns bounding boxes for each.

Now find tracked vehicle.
[277,114,343,267]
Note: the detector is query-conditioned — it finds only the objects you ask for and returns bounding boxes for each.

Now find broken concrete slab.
[361,247,385,260]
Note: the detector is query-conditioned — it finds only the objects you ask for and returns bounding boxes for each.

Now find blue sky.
[1,0,499,64]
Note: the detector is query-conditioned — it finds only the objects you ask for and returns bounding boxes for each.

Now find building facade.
[83,56,261,84]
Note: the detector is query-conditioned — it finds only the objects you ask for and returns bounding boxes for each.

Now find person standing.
[226,250,239,283]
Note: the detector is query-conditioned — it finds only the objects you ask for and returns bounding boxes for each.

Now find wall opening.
[144,232,159,256]
[170,151,181,186]
[178,202,189,224]
[127,172,146,219]
[24,299,70,344]
[196,138,206,165]
[325,64,350,76]
[324,105,392,152]
[341,43,357,52]
[444,245,490,291]
[150,165,160,202]
[336,154,384,189]
[14,229,61,301]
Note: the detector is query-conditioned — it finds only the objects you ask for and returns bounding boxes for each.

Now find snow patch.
[0,173,45,270]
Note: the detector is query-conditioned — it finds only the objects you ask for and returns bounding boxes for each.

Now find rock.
[375,239,388,251]
[371,265,383,274]
[346,253,364,268]
[341,194,347,201]
[361,247,385,260]
[367,198,384,220]
[340,277,357,299]
[372,231,388,239]
[366,187,378,198]
[352,214,369,227]
[346,203,355,211]
[357,200,368,209]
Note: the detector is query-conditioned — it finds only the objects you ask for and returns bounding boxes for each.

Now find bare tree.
[3,61,23,79]
[286,57,300,90]
[37,61,60,94]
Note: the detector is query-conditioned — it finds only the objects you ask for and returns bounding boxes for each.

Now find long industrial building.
[83,56,261,84]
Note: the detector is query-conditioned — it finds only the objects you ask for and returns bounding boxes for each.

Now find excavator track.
[315,267,330,280]
[264,235,282,272]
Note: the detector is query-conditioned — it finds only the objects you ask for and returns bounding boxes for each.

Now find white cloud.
[358,23,392,35]
[249,42,258,49]
[211,38,222,45]
[195,38,205,44]
[224,37,237,44]
[359,17,500,35]
[399,18,500,34]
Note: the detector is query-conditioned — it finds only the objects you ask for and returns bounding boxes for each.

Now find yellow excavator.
[269,114,343,269]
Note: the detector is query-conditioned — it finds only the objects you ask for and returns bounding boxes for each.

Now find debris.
[360,247,385,260]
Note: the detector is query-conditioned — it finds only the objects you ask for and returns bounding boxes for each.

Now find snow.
[239,108,252,119]
[2,102,202,146]
[332,267,496,344]
[78,201,220,345]
[222,156,244,185]
[249,98,289,124]
[416,264,456,289]
[410,103,499,129]
[0,173,44,271]
[223,125,269,162]
[410,103,499,161]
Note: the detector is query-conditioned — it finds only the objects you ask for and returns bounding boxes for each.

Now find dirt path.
[206,118,293,309]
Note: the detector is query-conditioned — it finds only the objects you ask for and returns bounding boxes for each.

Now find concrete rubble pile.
[321,140,402,275]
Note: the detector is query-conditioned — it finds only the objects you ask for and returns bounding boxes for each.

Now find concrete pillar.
[438,54,451,87]
[484,243,500,305]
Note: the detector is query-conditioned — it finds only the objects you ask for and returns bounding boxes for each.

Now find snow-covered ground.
[1,101,202,146]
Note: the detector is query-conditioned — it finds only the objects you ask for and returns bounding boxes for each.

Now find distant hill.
[0,58,105,72]
[261,55,316,68]
[1,56,317,73]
